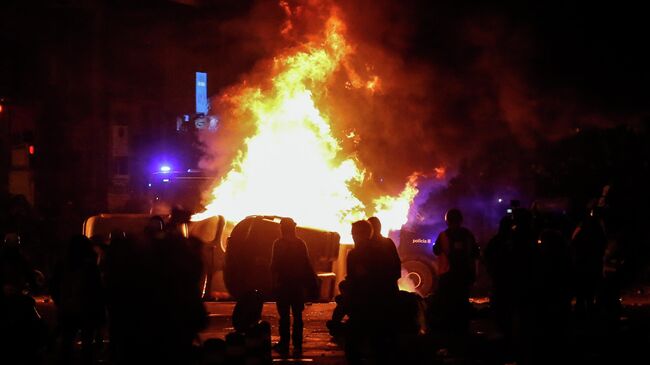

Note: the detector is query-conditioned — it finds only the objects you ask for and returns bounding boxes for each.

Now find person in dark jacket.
[270,218,316,355]
[432,209,479,341]
[1,233,44,365]
[50,234,105,365]
[534,229,573,363]
[571,206,607,321]
[346,220,377,319]
[484,216,516,345]
[367,217,401,293]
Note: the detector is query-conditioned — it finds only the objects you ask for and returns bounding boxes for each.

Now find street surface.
[34,288,650,364]
[35,298,347,364]
[200,302,345,364]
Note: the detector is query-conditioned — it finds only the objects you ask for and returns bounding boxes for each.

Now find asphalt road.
[33,289,650,364]
[201,302,344,364]
[35,298,346,364]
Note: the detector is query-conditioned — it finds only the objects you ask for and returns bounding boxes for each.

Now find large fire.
[193,3,419,242]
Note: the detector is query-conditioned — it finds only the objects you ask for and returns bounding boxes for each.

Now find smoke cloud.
[198,0,629,223]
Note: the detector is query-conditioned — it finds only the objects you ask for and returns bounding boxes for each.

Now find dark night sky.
[434,0,650,114]
[2,0,649,202]
[346,0,650,115]
[2,0,649,115]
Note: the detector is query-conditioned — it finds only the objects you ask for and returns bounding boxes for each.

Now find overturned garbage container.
[224,216,340,301]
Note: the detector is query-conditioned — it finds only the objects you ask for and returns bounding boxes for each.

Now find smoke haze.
[198,0,647,222]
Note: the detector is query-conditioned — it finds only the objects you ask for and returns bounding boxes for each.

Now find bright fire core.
[193,9,418,242]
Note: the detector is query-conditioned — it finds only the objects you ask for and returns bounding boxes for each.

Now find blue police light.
[160,165,171,173]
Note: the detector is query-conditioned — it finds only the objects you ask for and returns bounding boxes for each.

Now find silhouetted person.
[432,208,479,342]
[4,195,38,260]
[346,220,379,316]
[50,234,105,365]
[599,238,624,326]
[167,206,192,237]
[149,226,207,363]
[326,279,351,338]
[229,290,271,364]
[327,217,405,337]
[366,217,406,342]
[102,232,143,364]
[90,235,108,278]
[232,290,264,333]
[344,220,375,364]
[104,222,207,365]
[533,229,573,364]
[144,215,165,240]
[0,233,44,365]
[270,218,316,356]
[328,220,380,339]
[509,208,538,364]
[367,216,401,293]
[201,338,227,365]
[346,220,408,363]
[484,216,516,348]
[1,233,37,297]
[571,206,607,322]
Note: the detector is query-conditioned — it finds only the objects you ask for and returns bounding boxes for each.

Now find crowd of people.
[1,210,207,365]
[483,203,625,364]
[0,197,631,365]
[323,205,623,365]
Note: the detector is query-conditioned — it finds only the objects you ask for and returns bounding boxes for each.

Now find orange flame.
[372,173,420,236]
[193,4,418,243]
[365,75,381,93]
[434,166,446,179]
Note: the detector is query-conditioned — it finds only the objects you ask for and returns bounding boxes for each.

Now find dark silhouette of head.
[512,208,533,233]
[169,206,192,226]
[351,220,373,247]
[67,234,96,266]
[232,289,264,333]
[280,217,297,238]
[3,232,21,249]
[145,216,165,238]
[498,216,513,236]
[367,216,382,239]
[9,194,31,218]
[445,208,463,228]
